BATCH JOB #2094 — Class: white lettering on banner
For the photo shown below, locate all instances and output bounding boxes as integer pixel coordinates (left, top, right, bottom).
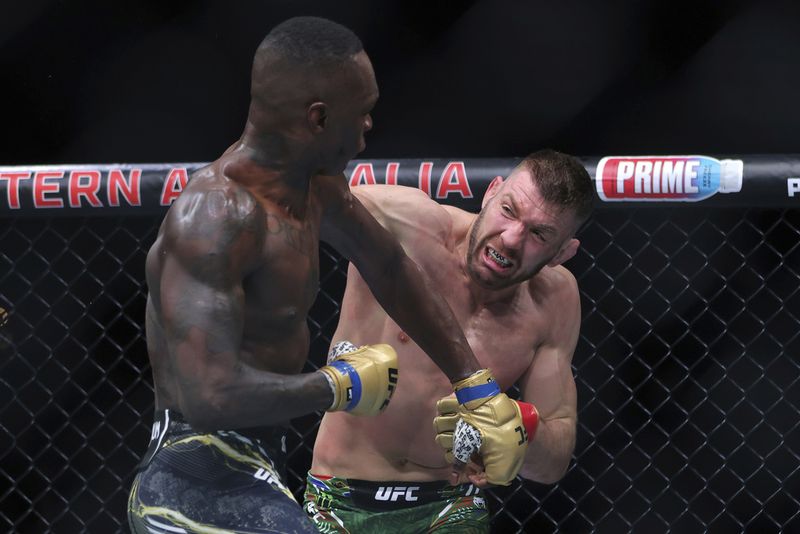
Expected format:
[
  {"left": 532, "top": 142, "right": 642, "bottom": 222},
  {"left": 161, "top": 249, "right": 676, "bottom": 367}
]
[
  {"left": 374, "top": 486, "right": 420, "bottom": 502},
  {"left": 634, "top": 160, "right": 653, "bottom": 193},
  {"left": 661, "top": 160, "right": 684, "bottom": 194},
  {"left": 684, "top": 161, "right": 700, "bottom": 193},
  {"left": 788, "top": 178, "right": 800, "bottom": 197},
  {"left": 616, "top": 161, "right": 634, "bottom": 193},
  {"left": 617, "top": 160, "right": 702, "bottom": 195}
]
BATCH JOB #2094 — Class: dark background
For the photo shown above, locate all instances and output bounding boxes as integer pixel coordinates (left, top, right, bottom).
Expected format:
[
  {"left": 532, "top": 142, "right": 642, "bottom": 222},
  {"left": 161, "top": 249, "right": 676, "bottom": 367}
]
[
  {"left": 2, "top": 2, "right": 800, "bottom": 533},
  {"left": 2, "top": 0, "right": 799, "bottom": 165}
]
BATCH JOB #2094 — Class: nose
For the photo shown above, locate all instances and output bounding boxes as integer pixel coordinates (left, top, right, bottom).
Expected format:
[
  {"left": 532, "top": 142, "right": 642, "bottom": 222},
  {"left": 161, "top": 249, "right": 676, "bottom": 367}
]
[
  {"left": 500, "top": 222, "right": 526, "bottom": 252},
  {"left": 363, "top": 114, "right": 373, "bottom": 132}
]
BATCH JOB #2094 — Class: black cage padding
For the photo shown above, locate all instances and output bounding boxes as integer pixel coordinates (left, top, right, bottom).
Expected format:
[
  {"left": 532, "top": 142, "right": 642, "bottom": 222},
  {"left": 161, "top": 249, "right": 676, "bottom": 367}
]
[{"left": 1, "top": 158, "right": 798, "bottom": 533}]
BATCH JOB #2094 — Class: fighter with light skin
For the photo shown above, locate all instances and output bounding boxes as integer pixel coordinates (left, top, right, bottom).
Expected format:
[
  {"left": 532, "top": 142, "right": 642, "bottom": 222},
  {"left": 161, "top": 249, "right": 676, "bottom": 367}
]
[
  {"left": 127, "top": 17, "right": 528, "bottom": 534},
  {"left": 306, "top": 150, "right": 593, "bottom": 533}
]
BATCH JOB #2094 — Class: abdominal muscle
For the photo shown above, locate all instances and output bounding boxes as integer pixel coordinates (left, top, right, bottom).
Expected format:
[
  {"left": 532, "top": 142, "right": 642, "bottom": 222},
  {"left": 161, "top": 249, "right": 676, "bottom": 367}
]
[{"left": 311, "top": 336, "right": 456, "bottom": 482}]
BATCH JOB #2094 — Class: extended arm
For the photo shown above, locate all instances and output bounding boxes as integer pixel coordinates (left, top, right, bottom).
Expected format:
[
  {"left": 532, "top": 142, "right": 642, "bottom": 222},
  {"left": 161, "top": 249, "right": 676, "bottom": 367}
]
[{"left": 320, "top": 179, "right": 480, "bottom": 381}]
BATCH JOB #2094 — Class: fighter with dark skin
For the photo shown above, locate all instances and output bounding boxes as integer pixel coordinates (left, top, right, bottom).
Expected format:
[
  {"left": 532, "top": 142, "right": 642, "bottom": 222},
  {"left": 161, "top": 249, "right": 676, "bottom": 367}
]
[
  {"left": 145, "top": 32, "right": 477, "bottom": 431},
  {"left": 128, "top": 17, "right": 526, "bottom": 534}
]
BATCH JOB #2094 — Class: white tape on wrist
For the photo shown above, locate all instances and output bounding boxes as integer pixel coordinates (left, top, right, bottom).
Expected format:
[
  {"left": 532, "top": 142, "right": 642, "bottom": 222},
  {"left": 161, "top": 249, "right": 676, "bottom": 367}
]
[
  {"left": 328, "top": 340, "right": 358, "bottom": 363},
  {"left": 320, "top": 370, "right": 338, "bottom": 410},
  {"left": 453, "top": 418, "right": 482, "bottom": 463}
]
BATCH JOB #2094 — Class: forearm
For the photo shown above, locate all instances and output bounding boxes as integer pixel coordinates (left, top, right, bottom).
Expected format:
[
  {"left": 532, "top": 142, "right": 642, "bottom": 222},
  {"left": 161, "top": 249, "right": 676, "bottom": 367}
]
[
  {"left": 180, "top": 366, "right": 333, "bottom": 431},
  {"left": 519, "top": 416, "right": 576, "bottom": 484},
  {"left": 368, "top": 250, "right": 480, "bottom": 381}
]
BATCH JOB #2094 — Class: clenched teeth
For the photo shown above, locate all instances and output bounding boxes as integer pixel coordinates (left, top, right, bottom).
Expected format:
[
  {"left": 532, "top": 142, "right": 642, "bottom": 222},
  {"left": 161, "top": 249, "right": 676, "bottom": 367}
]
[{"left": 488, "top": 247, "right": 511, "bottom": 267}]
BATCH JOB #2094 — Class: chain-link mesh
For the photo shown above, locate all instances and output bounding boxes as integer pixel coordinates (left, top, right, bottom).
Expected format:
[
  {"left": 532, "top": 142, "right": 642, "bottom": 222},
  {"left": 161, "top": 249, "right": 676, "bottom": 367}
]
[{"left": 1, "top": 207, "right": 798, "bottom": 533}]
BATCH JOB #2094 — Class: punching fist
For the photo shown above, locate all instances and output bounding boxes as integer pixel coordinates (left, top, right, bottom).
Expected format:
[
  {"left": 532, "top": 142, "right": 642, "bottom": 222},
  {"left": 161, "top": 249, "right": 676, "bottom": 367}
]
[
  {"left": 318, "top": 341, "right": 399, "bottom": 416},
  {"left": 433, "top": 369, "right": 539, "bottom": 486}
]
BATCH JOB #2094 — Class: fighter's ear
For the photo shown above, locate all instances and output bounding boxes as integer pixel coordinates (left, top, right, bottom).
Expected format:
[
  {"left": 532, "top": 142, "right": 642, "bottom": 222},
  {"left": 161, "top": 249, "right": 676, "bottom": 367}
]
[
  {"left": 308, "top": 102, "right": 328, "bottom": 132},
  {"left": 482, "top": 176, "right": 505, "bottom": 208},
  {"left": 548, "top": 238, "right": 579, "bottom": 267}
]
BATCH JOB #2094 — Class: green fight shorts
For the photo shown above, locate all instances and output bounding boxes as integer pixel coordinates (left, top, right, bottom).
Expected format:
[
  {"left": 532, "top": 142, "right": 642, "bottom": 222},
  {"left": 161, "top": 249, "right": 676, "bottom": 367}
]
[{"left": 302, "top": 473, "right": 489, "bottom": 534}]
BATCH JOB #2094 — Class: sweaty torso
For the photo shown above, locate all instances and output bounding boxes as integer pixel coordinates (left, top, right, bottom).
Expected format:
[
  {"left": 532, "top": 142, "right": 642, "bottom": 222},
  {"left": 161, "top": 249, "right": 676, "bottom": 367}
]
[
  {"left": 145, "top": 162, "right": 322, "bottom": 414},
  {"left": 312, "top": 185, "right": 549, "bottom": 482}
]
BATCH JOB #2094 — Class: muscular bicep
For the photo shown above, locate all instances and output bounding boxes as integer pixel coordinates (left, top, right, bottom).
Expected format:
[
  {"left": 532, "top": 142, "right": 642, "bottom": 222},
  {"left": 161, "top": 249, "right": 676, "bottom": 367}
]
[
  {"left": 520, "top": 275, "right": 581, "bottom": 422},
  {"left": 520, "top": 341, "right": 578, "bottom": 423}
]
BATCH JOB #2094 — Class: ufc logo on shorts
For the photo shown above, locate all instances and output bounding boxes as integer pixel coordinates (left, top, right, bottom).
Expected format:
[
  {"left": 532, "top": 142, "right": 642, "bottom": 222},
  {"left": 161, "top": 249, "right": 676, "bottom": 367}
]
[
  {"left": 374, "top": 486, "right": 420, "bottom": 502},
  {"left": 254, "top": 468, "right": 278, "bottom": 485}
]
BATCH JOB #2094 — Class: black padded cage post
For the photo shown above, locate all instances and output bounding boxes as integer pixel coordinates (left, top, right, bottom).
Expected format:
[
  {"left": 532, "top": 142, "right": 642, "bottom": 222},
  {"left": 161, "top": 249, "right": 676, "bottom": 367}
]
[{"left": 1, "top": 156, "right": 798, "bottom": 533}]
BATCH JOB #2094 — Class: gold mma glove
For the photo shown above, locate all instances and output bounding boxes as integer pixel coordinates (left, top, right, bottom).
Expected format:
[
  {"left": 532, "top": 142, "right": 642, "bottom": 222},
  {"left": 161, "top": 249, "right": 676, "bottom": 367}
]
[
  {"left": 318, "top": 341, "right": 399, "bottom": 416},
  {"left": 433, "top": 369, "right": 539, "bottom": 486}
]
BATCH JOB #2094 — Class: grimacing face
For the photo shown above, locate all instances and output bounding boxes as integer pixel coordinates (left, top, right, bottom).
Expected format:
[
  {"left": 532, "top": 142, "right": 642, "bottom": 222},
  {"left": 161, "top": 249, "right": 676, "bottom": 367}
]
[
  {"left": 466, "top": 168, "right": 580, "bottom": 289},
  {"left": 320, "top": 51, "right": 378, "bottom": 175}
]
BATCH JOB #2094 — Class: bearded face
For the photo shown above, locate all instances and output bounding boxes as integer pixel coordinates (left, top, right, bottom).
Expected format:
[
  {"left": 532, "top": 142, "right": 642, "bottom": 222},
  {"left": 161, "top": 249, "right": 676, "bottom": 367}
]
[{"left": 465, "top": 171, "right": 579, "bottom": 290}]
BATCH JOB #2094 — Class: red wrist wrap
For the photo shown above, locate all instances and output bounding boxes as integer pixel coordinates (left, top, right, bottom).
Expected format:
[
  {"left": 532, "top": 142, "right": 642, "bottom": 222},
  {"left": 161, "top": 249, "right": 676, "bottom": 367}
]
[{"left": 515, "top": 400, "right": 540, "bottom": 442}]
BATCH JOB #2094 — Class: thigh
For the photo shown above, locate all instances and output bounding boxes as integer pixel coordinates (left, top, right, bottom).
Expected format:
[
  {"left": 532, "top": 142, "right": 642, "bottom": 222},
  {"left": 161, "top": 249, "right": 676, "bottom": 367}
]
[
  {"left": 129, "top": 435, "right": 317, "bottom": 534},
  {"left": 427, "top": 494, "right": 490, "bottom": 533},
  {"left": 303, "top": 480, "right": 357, "bottom": 533}
]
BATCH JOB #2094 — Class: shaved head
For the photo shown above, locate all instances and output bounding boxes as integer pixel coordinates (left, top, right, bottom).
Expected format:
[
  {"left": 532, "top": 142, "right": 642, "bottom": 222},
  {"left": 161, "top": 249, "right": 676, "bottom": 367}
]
[
  {"left": 241, "top": 17, "right": 377, "bottom": 175},
  {"left": 248, "top": 18, "right": 367, "bottom": 132},
  {"left": 256, "top": 16, "right": 363, "bottom": 67}
]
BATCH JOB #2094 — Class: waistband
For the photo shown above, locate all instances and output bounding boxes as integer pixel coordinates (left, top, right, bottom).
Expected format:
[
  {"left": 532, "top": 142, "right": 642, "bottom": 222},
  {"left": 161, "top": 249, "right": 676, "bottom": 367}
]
[
  {"left": 307, "top": 473, "right": 481, "bottom": 511},
  {"left": 137, "top": 409, "right": 288, "bottom": 472}
]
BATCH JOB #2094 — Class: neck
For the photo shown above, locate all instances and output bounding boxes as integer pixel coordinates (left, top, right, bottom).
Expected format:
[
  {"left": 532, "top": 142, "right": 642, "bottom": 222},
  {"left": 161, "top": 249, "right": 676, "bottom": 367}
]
[
  {"left": 240, "top": 118, "right": 320, "bottom": 175},
  {"left": 221, "top": 122, "right": 318, "bottom": 217}
]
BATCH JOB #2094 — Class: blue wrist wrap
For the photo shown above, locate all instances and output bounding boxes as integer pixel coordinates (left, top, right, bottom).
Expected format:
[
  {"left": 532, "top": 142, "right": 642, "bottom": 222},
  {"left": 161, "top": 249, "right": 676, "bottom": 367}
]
[
  {"left": 329, "top": 360, "right": 363, "bottom": 410},
  {"left": 455, "top": 381, "right": 500, "bottom": 405}
]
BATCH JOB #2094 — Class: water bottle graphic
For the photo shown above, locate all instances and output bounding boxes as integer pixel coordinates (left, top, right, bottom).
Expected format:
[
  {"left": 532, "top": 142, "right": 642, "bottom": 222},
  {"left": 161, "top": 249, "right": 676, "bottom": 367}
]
[{"left": 596, "top": 155, "right": 743, "bottom": 202}]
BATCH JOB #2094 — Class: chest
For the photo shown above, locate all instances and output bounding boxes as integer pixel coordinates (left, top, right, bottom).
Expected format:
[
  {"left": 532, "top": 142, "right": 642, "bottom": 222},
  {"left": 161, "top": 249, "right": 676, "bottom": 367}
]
[
  {"left": 405, "top": 246, "right": 541, "bottom": 389},
  {"left": 243, "top": 205, "right": 322, "bottom": 325},
  {"left": 463, "top": 308, "right": 540, "bottom": 389}
]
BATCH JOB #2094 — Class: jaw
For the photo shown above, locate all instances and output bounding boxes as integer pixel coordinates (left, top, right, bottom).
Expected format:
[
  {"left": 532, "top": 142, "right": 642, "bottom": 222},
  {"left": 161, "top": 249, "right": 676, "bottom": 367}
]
[
  {"left": 484, "top": 245, "right": 514, "bottom": 273},
  {"left": 466, "top": 248, "right": 515, "bottom": 290}
]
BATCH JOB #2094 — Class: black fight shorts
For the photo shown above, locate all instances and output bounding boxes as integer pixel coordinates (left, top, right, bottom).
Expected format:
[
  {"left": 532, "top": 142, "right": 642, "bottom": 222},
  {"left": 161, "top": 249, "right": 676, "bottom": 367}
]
[{"left": 127, "top": 409, "right": 318, "bottom": 534}]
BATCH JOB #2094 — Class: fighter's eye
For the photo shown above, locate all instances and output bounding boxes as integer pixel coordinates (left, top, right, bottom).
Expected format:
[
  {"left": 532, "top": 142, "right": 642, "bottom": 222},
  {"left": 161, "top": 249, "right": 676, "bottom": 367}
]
[{"left": 530, "top": 228, "right": 547, "bottom": 242}]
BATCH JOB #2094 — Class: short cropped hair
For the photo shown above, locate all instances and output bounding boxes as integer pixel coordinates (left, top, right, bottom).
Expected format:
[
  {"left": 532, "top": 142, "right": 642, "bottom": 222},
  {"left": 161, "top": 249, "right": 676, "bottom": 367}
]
[
  {"left": 258, "top": 16, "right": 363, "bottom": 66},
  {"left": 518, "top": 149, "right": 594, "bottom": 225}
]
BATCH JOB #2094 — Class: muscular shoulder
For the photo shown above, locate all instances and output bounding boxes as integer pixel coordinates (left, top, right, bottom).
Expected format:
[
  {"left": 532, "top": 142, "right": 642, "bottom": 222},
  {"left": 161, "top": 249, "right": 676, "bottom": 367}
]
[
  {"left": 352, "top": 184, "right": 453, "bottom": 241},
  {"left": 529, "top": 266, "right": 581, "bottom": 336},
  {"left": 164, "top": 177, "right": 265, "bottom": 276},
  {"left": 530, "top": 265, "right": 579, "bottom": 306}
]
